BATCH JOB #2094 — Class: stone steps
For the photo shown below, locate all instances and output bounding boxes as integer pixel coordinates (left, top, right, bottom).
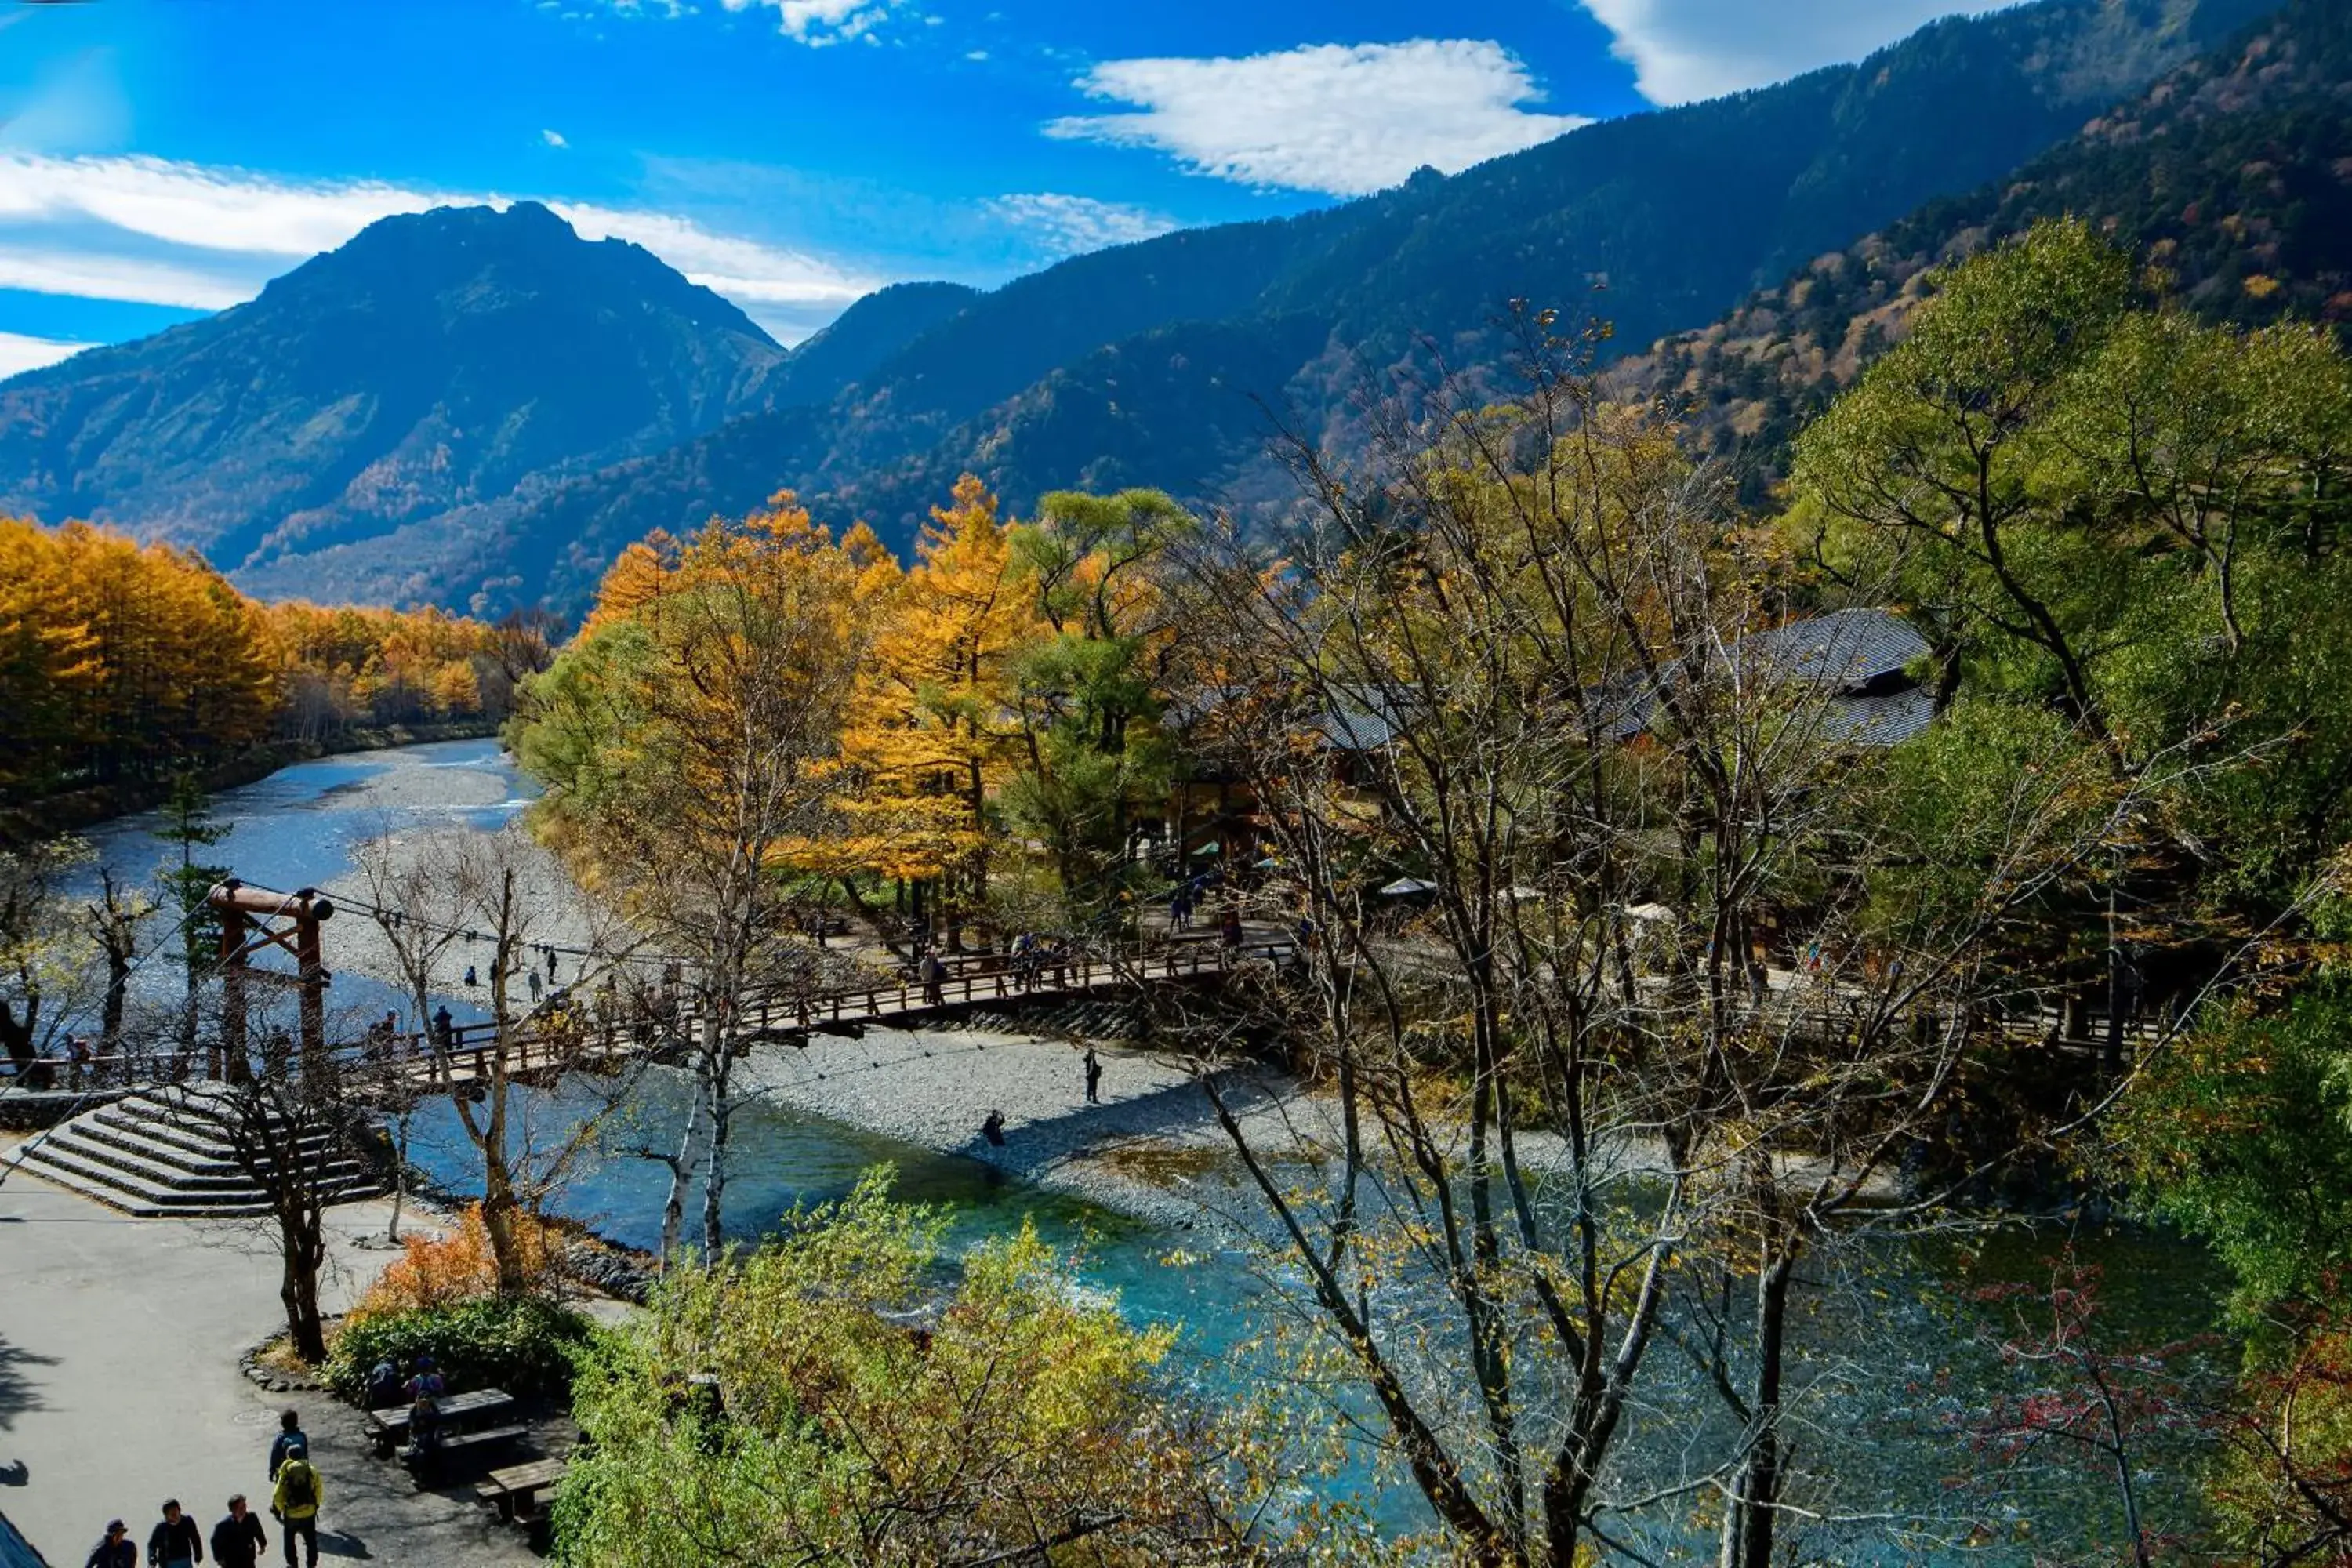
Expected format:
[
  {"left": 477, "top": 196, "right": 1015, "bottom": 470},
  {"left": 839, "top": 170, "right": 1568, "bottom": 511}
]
[{"left": 6, "top": 1087, "right": 384, "bottom": 1219}]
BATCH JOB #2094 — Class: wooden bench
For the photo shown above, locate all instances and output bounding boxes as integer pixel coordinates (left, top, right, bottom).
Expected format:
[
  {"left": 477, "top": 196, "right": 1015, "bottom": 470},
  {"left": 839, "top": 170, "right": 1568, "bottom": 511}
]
[
  {"left": 476, "top": 1456, "right": 569, "bottom": 1523},
  {"left": 365, "top": 1388, "right": 517, "bottom": 1457},
  {"left": 403, "top": 1422, "right": 530, "bottom": 1476}
]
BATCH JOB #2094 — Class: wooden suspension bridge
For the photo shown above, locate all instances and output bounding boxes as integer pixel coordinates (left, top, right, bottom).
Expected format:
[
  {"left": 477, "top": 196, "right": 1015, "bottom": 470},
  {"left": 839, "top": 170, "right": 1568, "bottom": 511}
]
[{"left": 396, "top": 934, "right": 1301, "bottom": 1091}]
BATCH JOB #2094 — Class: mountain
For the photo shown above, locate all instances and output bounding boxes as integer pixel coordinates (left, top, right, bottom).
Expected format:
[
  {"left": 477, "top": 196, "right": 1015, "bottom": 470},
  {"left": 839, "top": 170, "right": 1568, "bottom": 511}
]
[
  {"left": 1614, "top": 0, "right": 2352, "bottom": 500},
  {"left": 437, "top": 0, "right": 2279, "bottom": 613},
  {"left": 0, "top": 201, "right": 793, "bottom": 583},
  {"left": 760, "top": 281, "right": 981, "bottom": 411},
  {"left": 0, "top": 0, "right": 2283, "bottom": 612}
]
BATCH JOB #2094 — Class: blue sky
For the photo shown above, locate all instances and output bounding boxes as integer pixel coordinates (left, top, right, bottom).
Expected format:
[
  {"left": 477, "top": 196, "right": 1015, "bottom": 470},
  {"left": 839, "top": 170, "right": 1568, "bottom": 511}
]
[{"left": 0, "top": 0, "right": 1984, "bottom": 373}]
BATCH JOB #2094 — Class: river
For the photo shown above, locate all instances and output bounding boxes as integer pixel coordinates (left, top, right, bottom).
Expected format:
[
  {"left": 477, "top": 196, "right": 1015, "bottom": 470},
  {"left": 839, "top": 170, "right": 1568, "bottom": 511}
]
[{"left": 50, "top": 739, "right": 2234, "bottom": 1562}]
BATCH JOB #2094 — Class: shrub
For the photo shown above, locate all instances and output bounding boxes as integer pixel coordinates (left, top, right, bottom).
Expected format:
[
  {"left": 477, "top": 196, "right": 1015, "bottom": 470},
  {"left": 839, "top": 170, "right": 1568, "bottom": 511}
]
[
  {"left": 325, "top": 1294, "right": 597, "bottom": 1403},
  {"left": 350, "top": 1204, "right": 560, "bottom": 1320}
]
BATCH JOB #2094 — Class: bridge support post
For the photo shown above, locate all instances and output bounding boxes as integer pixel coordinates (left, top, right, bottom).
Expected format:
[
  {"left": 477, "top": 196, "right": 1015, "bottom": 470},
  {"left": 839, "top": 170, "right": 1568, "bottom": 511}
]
[
  {"left": 205, "top": 880, "right": 336, "bottom": 1084},
  {"left": 216, "top": 896, "right": 250, "bottom": 1082}
]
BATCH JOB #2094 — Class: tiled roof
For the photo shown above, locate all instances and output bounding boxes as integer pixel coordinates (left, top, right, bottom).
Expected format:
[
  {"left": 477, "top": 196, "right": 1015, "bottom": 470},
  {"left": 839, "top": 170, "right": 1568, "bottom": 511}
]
[
  {"left": 1746, "top": 608, "right": 1930, "bottom": 692},
  {"left": 1822, "top": 685, "right": 1936, "bottom": 746}
]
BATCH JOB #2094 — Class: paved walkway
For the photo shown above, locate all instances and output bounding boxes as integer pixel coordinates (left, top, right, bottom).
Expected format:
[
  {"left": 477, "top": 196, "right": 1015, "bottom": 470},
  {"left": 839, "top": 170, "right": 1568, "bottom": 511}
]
[{"left": 0, "top": 1164, "right": 537, "bottom": 1567}]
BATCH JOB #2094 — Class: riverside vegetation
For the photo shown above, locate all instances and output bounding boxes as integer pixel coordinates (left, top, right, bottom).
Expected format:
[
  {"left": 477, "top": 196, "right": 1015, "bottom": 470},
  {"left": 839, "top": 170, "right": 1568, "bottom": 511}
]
[
  {"left": 0, "top": 517, "right": 554, "bottom": 811},
  {"left": 6, "top": 219, "right": 2352, "bottom": 1563}
]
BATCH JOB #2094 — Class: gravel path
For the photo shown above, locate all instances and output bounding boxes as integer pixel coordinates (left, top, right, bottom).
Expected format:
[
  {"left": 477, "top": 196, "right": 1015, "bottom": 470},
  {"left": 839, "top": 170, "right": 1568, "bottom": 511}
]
[{"left": 0, "top": 1184, "right": 539, "bottom": 1568}]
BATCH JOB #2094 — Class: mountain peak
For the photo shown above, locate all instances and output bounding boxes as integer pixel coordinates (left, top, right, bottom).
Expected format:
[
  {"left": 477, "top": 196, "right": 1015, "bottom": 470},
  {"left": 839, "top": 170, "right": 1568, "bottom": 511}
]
[{"left": 0, "top": 192, "right": 793, "bottom": 578}]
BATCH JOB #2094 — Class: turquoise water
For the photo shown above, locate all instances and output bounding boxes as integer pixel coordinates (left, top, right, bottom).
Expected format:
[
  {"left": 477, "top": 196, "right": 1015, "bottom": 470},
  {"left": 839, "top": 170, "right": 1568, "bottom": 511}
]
[
  {"left": 56, "top": 741, "right": 2234, "bottom": 1560},
  {"left": 57, "top": 738, "right": 529, "bottom": 1033}
]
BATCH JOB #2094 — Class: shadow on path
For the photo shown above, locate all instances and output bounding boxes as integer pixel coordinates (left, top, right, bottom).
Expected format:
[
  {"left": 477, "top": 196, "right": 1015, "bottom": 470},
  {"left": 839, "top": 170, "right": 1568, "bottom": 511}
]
[{"left": 0, "top": 1333, "right": 56, "bottom": 1432}]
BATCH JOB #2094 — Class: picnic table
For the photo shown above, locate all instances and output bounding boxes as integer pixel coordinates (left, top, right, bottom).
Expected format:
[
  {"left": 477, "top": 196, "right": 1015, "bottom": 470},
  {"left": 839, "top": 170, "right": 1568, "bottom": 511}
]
[
  {"left": 476, "top": 1456, "right": 569, "bottom": 1523},
  {"left": 365, "top": 1388, "right": 517, "bottom": 1457}
]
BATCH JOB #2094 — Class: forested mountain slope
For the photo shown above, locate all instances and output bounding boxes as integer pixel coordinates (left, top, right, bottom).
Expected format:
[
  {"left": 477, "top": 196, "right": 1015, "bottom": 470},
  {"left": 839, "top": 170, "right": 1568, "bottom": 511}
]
[
  {"left": 444, "top": 0, "right": 2274, "bottom": 613},
  {"left": 1617, "top": 0, "right": 2351, "bottom": 499},
  {"left": 6, "top": 0, "right": 2279, "bottom": 612},
  {"left": 0, "top": 203, "right": 795, "bottom": 579}
]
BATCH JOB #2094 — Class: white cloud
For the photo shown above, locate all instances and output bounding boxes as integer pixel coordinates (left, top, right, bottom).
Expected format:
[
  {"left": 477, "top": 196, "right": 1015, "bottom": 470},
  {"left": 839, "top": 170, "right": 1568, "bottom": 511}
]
[
  {"left": 1046, "top": 39, "right": 1587, "bottom": 197},
  {"left": 0, "top": 153, "right": 441, "bottom": 256},
  {"left": 1579, "top": 0, "right": 1981, "bottom": 106},
  {"left": 0, "top": 152, "right": 878, "bottom": 333},
  {"left": 553, "top": 201, "right": 874, "bottom": 304},
  {"left": 720, "top": 0, "right": 903, "bottom": 45},
  {"left": 542, "top": 129, "right": 569, "bottom": 148},
  {"left": 983, "top": 193, "right": 1175, "bottom": 259},
  {"left": 0, "top": 244, "right": 254, "bottom": 310},
  {"left": 0, "top": 329, "right": 97, "bottom": 379}
]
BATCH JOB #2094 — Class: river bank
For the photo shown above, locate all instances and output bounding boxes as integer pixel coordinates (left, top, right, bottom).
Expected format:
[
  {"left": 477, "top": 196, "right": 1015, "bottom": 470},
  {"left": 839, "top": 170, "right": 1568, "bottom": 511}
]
[
  {"left": 739, "top": 1025, "right": 1287, "bottom": 1232},
  {"left": 0, "top": 718, "right": 503, "bottom": 846}
]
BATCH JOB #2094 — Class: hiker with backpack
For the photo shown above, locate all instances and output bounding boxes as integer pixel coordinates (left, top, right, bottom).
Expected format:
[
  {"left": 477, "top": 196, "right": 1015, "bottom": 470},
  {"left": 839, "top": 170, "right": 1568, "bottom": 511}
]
[
  {"left": 266, "top": 1410, "right": 306, "bottom": 1483},
  {"left": 269, "top": 1445, "right": 321, "bottom": 1568},
  {"left": 209, "top": 1498, "right": 266, "bottom": 1568}
]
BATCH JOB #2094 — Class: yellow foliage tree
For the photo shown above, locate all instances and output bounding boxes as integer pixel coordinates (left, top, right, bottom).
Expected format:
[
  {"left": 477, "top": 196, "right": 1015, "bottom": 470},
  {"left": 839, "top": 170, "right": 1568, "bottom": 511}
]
[{"left": 836, "top": 476, "right": 1041, "bottom": 910}]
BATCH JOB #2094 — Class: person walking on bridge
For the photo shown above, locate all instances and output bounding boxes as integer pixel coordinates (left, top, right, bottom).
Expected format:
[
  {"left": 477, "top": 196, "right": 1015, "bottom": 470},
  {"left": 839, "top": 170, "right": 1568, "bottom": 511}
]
[{"left": 920, "top": 950, "right": 946, "bottom": 1007}]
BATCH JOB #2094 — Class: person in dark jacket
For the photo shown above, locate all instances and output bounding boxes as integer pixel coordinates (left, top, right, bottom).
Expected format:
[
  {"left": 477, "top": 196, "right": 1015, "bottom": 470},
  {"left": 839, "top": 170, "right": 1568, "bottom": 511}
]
[
  {"left": 209, "top": 1498, "right": 267, "bottom": 1568},
  {"left": 147, "top": 1501, "right": 201, "bottom": 1568},
  {"left": 85, "top": 1520, "right": 135, "bottom": 1568},
  {"left": 267, "top": 1410, "right": 307, "bottom": 1481}
]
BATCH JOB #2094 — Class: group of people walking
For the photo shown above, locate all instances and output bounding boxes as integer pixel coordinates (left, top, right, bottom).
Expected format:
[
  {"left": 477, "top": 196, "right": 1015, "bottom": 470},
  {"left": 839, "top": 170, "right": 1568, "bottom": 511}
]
[{"left": 88, "top": 1412, "right": 321, "bottom": 1568}]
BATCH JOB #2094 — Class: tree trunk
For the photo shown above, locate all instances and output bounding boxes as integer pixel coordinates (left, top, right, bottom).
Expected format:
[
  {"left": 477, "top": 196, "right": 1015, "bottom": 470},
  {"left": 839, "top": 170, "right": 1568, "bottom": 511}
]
[
  {"left": 481, "top": 1163, "right": 526, "bottom": 1294},
  {"left": 700, "top": 1067, "right": 734, "bottom": 1257},
  {"left": 386, "top": 1103, "right": 412, "bottom": 1244},
  {"left": 280, "top": 1207, "right": 328, "bottom": 1363},
  {"left": 0, "top": 1000, "right": 31, "bottom": 1079},
  {"left": 659, "top": 1073, "right": 705, "bottom": 1263},
  {"left": 1722, "top": 1250, "right": 1797, "bottom": 1568}
]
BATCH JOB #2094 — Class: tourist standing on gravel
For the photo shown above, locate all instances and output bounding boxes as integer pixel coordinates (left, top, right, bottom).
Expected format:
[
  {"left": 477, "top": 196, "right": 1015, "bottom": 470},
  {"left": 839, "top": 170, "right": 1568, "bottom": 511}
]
[
  {"left": 146, "top": 1501, "right": 201, "bottom": 1568},
  {"left": 85, "top": 1520, "right": 136, "bottom": 1568},
  {"left": 270, "top": 1444, "right": 321, "bottom": 1568},
  {"left": 209, "top": 1498, "right": 266, "bottom": 1568},
  {"left": 1083, "top": 1047, "right": 1102, "bottom": 1105},
  {"left": 267, "top": 1410, "right": 306, "bottom": 1482}
]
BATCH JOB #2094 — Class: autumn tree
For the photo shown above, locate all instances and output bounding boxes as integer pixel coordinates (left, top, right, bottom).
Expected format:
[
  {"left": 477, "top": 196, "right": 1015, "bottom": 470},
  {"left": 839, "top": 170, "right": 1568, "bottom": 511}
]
[
  {"left": 0, "top": 838, "right": 99, "bottom": 1085},
  {"left": 838, "top": 475, "right": 1040, "bottom": 938},
  {"left": 0, "top": 517, "right": 511, "bottom": 805},
  {"left": 517, "top": 496, "right": 874, "bottom": 1256},
  {"left": 556, "top": 1171, "right": 1276, "bottom": 1566},
  {"left": 1170, "top": 318, "right": 2132, "bottom": 1565}
]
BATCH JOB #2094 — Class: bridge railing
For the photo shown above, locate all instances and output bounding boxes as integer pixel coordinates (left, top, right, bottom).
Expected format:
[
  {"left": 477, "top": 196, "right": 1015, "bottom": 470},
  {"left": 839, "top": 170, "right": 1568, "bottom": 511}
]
[{"left": 0, "top": 932, "right": 1301, "bottom": 1096}]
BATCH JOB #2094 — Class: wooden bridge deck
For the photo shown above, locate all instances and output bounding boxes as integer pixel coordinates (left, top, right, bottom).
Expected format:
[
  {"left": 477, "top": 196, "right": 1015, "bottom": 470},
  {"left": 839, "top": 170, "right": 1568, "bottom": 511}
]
[{"left": 382, "top": 936, "right": 1298, "bottom": 1091}]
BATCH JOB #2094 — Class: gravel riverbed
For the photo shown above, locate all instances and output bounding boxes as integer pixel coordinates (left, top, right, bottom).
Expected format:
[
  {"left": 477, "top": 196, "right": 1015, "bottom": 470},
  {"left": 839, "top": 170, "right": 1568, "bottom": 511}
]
[{"left": 739, "top": 1025, "right": 1305, "bottom": 1230}]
